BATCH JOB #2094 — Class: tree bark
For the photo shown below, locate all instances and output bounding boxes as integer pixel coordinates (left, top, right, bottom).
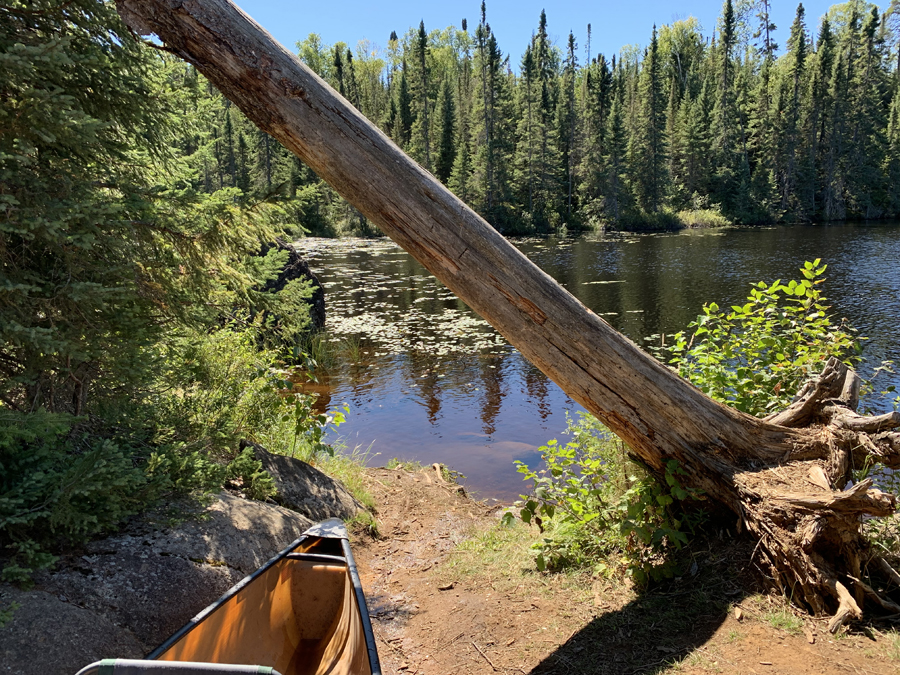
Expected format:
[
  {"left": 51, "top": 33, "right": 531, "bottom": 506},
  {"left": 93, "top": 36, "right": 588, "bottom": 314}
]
[{"left": 115, "top": 0, "right": 900, "bottom": 627}]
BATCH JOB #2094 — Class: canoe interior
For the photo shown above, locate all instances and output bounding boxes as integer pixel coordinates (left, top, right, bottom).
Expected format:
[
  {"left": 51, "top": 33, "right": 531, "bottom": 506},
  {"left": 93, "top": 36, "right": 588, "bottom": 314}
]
[{"left": 153, "top": 536, "right": 372, "bottom": 675}]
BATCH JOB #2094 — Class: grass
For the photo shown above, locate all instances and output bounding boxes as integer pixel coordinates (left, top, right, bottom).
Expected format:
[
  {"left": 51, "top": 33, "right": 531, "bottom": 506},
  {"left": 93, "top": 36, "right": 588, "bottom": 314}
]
[
  {"left": 445, "top": 519, "right": 595, "bottom": 596},
  {"left": 385, "top": 457, "right": 425, "bottom": 472},
  {"left": 885, "top": 629, "right": 900, "bottom": 662},
  {"left": 316, "top": 442, "right": 377, "bottom": 511},
  {"left": 295, "top": 330, "right": 367, "bottom": 369},
  {"left": 674, "top": 208, "right": 731, "bottom": 229},
  {"left": 724, "top": 629, "right": 744, "bottom": 643},
  {"left": 668, "top": 647, "right": 723, "bottom": 673},
  {"left": 761, "top": 606, "right": 804, "bottom": 635}
]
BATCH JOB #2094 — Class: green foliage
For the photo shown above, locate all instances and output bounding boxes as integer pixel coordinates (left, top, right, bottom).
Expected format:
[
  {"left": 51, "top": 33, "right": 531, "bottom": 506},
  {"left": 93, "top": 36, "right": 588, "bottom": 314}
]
[
  {"left": 511, "top": 413, "right": 703, "bottom": 585},
  {"left": 650, "top": 260, "right": 860, "bottom": 416},
  {"left": 0, "top": 599, "right": 19, "bottom": 627},
  {"left": 0, "top": 0, "right": 314, "bottom": 415},
  {"left": 0, "top": 410, "right": 149, "bottom": 582},
  {"left": 225, "top": 448, "right": 277, "bottom": 501}
]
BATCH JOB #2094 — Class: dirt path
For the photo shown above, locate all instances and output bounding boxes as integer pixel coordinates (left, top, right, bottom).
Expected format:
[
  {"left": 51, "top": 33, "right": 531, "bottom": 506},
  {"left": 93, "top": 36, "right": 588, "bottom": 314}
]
[{"left": 352, "top": 466, "right": 900, "bottom": 675}]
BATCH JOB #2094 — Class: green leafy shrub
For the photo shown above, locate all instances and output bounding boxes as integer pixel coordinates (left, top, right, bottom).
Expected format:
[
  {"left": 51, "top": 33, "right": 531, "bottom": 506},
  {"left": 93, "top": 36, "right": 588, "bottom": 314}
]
[
  {"left": 649, "top": 260, "right": 861, "bottom": 416},
  {"left": 511, "top": 413, "right": 703, "bottom": 584},
  {"left": 0, "top": 410, "right": 149, "bottom": 582}
]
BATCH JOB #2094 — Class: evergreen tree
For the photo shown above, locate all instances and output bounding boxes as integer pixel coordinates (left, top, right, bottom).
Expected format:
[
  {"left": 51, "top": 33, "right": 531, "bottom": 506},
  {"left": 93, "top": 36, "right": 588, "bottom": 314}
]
[
  {"left": 710, "top": 0, "right": 743, "bottom": 210},
  {"left": 604, "top": 76, "right": 632, "bottom": 222},
  {"left": 332, "top": 46, "right": 346, "bottom": 96},
  {"left": 845, "top": 8, "right": 888, "bottom": 218},
  {"left": 345, "top": 49, "right": 361, "bottom": 109},
  {"left": 775, "top": 3, "right": 809, "bottom": 218},
  {"left": 577, "top": 53, "right": 613, "bottom": 217},
  {"left": 0, "top": 0, "right": 308, "bottom": 412},
  {"left": 801, "top": 18, "right": 835, "bottom": 216},
  {"left": 630, "top": 26, "right": 668, "bottom": 213},
  {"left": 514, "top": 44, "right": 539, "bottom": 220},
  {"left": 435, "top": 77, "right": 457, "bottom": 183},
  {"left": 410, "top": 21, "right": 432, "bottom": 170},
  {"left": 558, "top": 32, "right": 579, "bottom": 219},
  {"left": 395, "top": 62, "right": 414, "bottom": 148}
]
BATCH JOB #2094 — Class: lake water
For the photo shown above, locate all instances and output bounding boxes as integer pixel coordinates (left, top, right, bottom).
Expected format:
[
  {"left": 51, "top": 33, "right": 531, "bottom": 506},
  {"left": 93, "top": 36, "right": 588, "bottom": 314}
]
[{"left": 295, "top": 223, "right": 900, "bottom": 501}]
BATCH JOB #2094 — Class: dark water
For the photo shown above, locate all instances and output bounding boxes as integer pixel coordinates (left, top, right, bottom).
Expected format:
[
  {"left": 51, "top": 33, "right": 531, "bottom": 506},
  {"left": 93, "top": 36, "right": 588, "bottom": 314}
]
[{"left": 295, "top": 223, "right": 900, "bottom": 501}]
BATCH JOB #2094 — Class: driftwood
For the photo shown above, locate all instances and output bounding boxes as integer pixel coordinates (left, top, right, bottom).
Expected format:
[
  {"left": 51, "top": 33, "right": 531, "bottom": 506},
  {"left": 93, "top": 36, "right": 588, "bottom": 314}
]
[{"left": 115, "top": 0, "right": 900, "bottom": 629}]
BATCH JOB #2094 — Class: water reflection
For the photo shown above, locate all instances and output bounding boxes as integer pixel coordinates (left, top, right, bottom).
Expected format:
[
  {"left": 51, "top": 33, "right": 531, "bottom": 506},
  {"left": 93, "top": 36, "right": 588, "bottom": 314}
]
[{"left": 296, "top": 223, "right": 900, "bottom": 501}]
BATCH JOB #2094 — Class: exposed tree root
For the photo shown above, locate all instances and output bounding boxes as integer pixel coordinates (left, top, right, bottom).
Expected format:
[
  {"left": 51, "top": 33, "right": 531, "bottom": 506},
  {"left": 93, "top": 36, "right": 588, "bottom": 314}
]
[{"left": 735, "top": 358, "right": 900, "bottom": 630}]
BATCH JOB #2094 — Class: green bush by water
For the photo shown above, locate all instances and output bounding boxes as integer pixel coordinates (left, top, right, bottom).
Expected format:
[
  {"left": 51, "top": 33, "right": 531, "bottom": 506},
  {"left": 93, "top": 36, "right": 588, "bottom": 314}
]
[
  {"left": 510, "top": 413, "right": 704, "bottom": 585},
  {"left": 648, "top": 259, "right": 861, "bottom": 416}
]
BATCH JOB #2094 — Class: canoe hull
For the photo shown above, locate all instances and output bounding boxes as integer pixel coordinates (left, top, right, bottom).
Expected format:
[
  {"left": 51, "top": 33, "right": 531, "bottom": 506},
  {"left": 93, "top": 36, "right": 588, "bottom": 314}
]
[{"left": 148, "top": 520, "right": 380, "bottom": 675}]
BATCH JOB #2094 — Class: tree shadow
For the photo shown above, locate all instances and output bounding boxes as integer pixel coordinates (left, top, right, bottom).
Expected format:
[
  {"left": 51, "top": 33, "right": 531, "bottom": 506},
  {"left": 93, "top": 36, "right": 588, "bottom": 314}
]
[{"left": 528, "top": 535, "right": 754, "bottom": 674}]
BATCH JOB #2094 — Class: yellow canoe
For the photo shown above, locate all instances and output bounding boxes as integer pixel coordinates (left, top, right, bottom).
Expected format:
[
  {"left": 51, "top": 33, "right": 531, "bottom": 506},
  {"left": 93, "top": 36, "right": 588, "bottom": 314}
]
[{"left": 75, "top": 519, "right": 381, "bottom": 675}]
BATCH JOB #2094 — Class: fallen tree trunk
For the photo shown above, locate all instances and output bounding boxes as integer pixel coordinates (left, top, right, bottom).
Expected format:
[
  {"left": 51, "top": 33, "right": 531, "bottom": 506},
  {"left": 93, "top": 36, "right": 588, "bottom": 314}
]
[{"left": 115, "top": 0, "right": 900, "bottom": 628}]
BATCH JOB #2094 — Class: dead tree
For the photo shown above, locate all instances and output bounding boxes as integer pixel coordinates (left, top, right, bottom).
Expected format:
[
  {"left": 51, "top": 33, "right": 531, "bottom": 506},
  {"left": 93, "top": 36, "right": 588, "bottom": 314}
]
[{"left": 116, "top": 0, "right": 900, "bottom": 630}]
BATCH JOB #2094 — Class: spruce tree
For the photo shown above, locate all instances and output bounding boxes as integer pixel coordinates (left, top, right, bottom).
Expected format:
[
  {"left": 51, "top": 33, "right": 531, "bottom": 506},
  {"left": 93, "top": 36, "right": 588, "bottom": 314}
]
[
  {"left": 395, "top": 62, "right": 414, "bottom": 149},
  {"left": 630, "top": 26, "right": 668, "bottom": 214},
  {"left": 558, "top": 32, "right": 579, "bottom": 219},
  {"left": 577, "top": 53, "right": 613, "bottom": 217},
  {"left": 710, "top": 0, "right": 742, "bottom": 210},
  {"left": 845, "top": 8, "right": 888, "bottom": 218},
  {"left": 0, "top": 0, "right": 306, "bottom": 412},
  {"left": 775, "top": 4, "right": 809, "bottom": 218},
  {"left": 410, "top": 21, "right": 432, "bottom": 170},
  {"left": 434, "top": 77, "right": 457, "bottom": 184},
  {"left": 604, "top": 76, "right": 631, "bottom": 223}
]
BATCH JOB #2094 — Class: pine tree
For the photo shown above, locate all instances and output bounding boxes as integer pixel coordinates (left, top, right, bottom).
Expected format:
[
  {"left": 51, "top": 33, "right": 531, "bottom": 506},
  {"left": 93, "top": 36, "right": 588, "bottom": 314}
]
[
  {"left": 746, "top": 2, "right": 779, "bottom": 220},
  {"left": 344, "top": 49, "right": 361, "bottom": 109},
  {"left": 410, "top": 21, "right": 432, "bottom": 170},
  {"left": 774, "top": 4, "right": 809, "bottom": 218},
  {"left": 845, "top": 8, "right": 888, "bottom": 218},
  {"left": 710, "top": 0, "right": 742, "bottom": 210},
  {"left": 332, "top": 46, "right": 346, "bottom": 97},
  {"left": 395, "top": 62, "right": 414, "bottom": 148},
  {"left": 630, "top": 26, "right": 668, "bottom": 213},
  {"left": 435, "top": 77, "right": 457, "bottom": 183},
  {"left": 604, "top": 75, "right": 631, "bottom": 223},
  {"left": 885, "top": 84, "right": 900, "bottom": 214},
  {"left": 801, "top": 18, "right": 834, "bottom": 216},
  {"left": 0, "top": 0, "right": 306, "bottom": 411},
  {"left": 514, "top": 44, "right": 539, "bottom": 220},
  {"left": 470, "top": 2, "right": 514, "bottom": 221},
  {"left": 558, "top": 32, "right": 579, "bottom": 219},
  {"left": 577, "top": 53, "right": 613, "bottom": 216}
]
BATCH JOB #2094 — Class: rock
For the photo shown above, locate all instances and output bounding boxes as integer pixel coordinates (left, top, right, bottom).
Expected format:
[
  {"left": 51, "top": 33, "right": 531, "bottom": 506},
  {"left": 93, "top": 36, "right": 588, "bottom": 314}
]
[
  {"left": 3, "top": 493, "right": 313, "bottom": 674},
  {"left": 39, "top": 544, "right": 243, "bottom": 653},
  {"left": 243, "top": 441, "right": 363, "bottom": 521},
  {"left": 100, "top": 492, "right": 315, "bottom": 576},
  {"left": 262, "top": 239, "right": 325, "bottom": 330},
  {"left": 0, "top": 586, "right": 143, "bottom": 675}
]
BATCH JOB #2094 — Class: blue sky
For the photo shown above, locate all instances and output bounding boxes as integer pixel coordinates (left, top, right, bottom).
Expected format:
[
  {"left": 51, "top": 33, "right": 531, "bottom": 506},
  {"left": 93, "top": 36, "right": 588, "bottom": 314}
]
[{"left": 237, "top": 0, "right": 883, "bottom": 64}]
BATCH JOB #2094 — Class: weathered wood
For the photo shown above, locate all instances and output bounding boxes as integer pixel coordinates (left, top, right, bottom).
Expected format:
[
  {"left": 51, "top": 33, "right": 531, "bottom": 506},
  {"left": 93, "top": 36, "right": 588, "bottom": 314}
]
[{"left": 115, "top": 0, "right": 899, "bottom": 625}]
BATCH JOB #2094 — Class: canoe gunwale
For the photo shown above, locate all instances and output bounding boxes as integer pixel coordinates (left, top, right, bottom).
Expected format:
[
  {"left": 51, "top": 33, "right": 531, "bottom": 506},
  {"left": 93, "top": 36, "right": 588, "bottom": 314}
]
[{"left": 339, "top": 537, "right": 381, "bottom": 675}]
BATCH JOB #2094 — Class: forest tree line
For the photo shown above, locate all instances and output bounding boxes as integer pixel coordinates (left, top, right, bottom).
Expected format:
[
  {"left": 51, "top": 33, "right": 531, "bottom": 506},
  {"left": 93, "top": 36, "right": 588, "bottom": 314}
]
[{"left": 174, "top": 0, "right": 900, "bottom": 234}]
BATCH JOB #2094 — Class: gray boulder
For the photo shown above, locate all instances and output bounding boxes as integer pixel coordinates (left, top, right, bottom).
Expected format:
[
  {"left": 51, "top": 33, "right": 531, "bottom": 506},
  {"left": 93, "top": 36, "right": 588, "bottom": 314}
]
[
  {"left": 4, "top": 493, "right": 313, "bottom": 674},
  {"left": 243, "top": 441, "right": 363, "bottom": 522},
  {"left": 0, "top": 586, "right": 143, "bottom": 675}
]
